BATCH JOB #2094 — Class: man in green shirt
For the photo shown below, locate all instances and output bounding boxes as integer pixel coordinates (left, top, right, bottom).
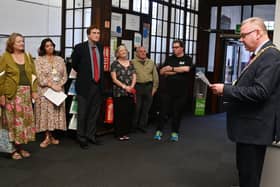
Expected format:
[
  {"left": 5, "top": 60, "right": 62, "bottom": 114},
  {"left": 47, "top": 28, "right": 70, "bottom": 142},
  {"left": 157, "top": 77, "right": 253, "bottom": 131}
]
[{"left": 131, "top": 46, "right": 159, "bottom": 133}]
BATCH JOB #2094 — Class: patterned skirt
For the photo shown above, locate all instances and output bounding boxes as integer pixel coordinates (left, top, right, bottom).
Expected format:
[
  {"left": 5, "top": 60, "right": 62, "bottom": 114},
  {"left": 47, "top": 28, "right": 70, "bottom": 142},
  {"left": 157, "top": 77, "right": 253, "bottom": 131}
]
[
  {"left": 35, "top": 95, "right": 67, "bottom": 132},
  {"left": 3, "top": 86, "right": 36, "bottom": 144}
]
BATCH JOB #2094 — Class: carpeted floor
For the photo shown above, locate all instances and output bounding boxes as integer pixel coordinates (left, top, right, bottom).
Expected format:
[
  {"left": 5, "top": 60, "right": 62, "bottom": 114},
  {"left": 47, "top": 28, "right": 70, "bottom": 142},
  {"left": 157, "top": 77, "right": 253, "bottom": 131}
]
[{"left": 0, "top": 113, "right": 238, "bottom": 187}]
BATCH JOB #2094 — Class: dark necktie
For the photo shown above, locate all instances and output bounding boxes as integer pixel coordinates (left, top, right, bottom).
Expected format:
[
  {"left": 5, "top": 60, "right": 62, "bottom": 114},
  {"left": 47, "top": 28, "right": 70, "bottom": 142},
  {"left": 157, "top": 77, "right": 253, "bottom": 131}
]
[
  {"left": 248, "top": 53, "right": 256, "bottom": 64},
  {"left": 92, "top": 47, "right": 99, "bottom": 82},
  {"left": 240, "top": 53, "right": 256, "bottom": 76}
]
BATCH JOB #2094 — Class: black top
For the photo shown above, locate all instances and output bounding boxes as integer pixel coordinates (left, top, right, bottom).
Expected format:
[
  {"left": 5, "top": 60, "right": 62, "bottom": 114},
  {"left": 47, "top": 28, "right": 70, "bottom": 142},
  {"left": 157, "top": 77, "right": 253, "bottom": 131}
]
[
  {"left": 163, "top": 54, "right": 193, "bottom": 96},
  {"left": 111, "top": 60, "right": 136, "bottom": 98}
]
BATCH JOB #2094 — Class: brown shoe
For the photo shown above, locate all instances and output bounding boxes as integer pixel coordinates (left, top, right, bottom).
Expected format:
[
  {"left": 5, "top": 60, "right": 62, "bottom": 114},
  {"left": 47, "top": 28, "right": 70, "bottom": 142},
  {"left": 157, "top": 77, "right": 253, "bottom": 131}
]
[
  {"left": 50, "top": 137, "right": 59, "bottom": 145},
  {"left": 11, "top": 151, "right": 23, "bottom": 160},
  {"left": 19, "top": 149, "right": 31, "bottom": 158},
  {"left": 40, "top": 138, "right": 50, "bottom": 148}
]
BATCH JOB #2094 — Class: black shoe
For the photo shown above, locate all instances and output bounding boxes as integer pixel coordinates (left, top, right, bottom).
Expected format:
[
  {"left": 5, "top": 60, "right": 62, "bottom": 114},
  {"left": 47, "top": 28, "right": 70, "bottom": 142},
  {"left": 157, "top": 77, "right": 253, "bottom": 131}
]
[
  {"left": 137, "top": 127, "right": 147, "bottom": 133},
  {"left": 79, "top": 141, "right": 89, "bottom": 149},
  {"left": 88, "top": 139, "right": 103, "bottom": 145}
]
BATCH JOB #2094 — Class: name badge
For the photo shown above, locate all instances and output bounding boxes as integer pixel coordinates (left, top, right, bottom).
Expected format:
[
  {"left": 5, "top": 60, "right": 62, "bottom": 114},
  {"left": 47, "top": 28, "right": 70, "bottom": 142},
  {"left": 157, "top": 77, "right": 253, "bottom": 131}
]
[{"left": 179, "top": 61, "right": 185, "bottom": 65}]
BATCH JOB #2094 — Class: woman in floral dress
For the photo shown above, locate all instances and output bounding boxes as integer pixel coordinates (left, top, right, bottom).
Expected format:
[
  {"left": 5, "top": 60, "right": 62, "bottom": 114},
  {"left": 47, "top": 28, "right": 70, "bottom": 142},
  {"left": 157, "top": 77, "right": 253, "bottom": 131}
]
[
  {"left": 0, "top": 33, "right": 38, "bottom": 160},
  {"left": 34, "top": 38, "right": 67, "bottom": 148}
]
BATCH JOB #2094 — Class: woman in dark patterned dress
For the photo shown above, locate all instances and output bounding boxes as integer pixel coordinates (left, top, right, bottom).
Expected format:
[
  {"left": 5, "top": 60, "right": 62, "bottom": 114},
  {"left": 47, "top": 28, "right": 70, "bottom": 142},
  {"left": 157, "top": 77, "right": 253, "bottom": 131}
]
[{"left": 110, "top": 45, "right": 136, "bottom": 141}]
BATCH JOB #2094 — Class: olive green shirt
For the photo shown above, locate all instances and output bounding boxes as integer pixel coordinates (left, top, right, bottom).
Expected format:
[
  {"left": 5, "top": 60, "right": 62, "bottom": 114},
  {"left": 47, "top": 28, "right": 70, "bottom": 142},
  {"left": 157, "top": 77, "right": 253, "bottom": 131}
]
[
  {"left": 132, "top": 57, "right": 159, "bottom": 90},
  {"left": 0, "top": 52, "right": 38, "bottom": 99}
]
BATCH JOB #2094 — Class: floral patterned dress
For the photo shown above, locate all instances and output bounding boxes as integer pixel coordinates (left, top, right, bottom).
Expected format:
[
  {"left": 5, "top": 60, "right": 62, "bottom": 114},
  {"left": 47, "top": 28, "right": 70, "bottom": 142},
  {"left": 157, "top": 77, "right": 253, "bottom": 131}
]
[
  {"left": 2, "top": 53, "right": 37, "bottom": 145},
  {"left": 34, "top": 56, "right": 67, "bottom": 132}
]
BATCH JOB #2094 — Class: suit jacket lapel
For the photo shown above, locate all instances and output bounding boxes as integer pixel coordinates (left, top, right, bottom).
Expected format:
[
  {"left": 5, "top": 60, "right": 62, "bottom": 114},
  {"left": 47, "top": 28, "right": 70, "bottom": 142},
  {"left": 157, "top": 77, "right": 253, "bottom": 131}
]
[
  {"left": 84, "top": 41, "right": 92, "bottom": 64},
  {"left": 234, "top": 41, "right": 273, "bottom": 85}
]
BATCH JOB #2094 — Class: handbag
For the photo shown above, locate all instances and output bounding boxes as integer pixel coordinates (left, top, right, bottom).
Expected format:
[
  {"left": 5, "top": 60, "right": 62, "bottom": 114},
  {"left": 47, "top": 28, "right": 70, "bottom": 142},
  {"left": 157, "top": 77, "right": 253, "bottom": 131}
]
[
  {"left": 0, "top": 108, "right": 15, "bottom": 153},
  {"left": 0, "top": 129, "right": 14, "bottom": 153}
]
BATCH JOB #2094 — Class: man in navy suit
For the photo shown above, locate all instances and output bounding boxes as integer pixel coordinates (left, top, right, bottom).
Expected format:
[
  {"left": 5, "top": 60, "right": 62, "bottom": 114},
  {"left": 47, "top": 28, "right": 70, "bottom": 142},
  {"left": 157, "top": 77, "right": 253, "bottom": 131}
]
[
  {"left": 71, "top": 25, "right": 104, "bottom": 149},
  {"left": 211, "top": 17, "right": 280, "bottom": 187}
]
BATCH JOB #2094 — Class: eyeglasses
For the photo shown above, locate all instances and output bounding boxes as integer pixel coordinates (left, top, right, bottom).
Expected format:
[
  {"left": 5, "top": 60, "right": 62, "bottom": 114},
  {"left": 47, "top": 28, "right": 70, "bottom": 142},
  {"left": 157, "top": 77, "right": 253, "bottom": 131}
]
[
  {"left": 240, "top": 30, "right": 257, "bottom": 38},
  {"left": 172, "top": 46, "right": 181, "bottom": 49}
]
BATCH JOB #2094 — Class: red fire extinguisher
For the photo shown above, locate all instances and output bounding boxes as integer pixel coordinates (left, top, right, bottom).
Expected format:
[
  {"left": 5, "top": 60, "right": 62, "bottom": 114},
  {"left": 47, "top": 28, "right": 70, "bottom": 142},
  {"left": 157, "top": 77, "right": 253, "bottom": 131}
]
[{"left": 104, "top": 97, "right": 114, "bottom": 124}]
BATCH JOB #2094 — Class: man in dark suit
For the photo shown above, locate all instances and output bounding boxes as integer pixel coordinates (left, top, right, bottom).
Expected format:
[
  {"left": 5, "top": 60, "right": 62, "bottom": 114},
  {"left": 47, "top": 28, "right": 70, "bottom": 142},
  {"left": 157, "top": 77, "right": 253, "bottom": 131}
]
[
  {"left": 71, "top": 25, "right": 104, "bottom": 149},
  {"left": 210, "top": 17, "right": 280, "bottom": 187}
]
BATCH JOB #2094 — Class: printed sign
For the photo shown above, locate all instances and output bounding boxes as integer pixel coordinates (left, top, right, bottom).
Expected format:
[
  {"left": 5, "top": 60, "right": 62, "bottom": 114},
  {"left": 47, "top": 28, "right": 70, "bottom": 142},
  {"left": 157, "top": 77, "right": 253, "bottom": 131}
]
[{"left": 103, "top": 46, "right": 110, "bottom": 71}]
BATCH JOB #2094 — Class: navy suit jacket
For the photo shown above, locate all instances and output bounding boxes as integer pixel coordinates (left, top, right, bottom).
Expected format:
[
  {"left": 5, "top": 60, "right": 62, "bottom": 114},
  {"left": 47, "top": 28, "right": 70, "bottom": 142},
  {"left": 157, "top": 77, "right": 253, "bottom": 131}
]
[
  {"left": 223, "top": 41, "right": 280, "bottom": 145},
  {"left": 71, "top": 41, "right": 104, "bottom": 98}
]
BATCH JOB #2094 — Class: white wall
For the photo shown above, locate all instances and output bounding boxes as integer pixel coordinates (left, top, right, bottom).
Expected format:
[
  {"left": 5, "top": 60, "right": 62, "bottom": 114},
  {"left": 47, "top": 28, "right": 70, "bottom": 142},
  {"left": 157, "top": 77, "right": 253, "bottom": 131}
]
[{"left": 0, "top": 0, "right": 62, "bottom": 56}]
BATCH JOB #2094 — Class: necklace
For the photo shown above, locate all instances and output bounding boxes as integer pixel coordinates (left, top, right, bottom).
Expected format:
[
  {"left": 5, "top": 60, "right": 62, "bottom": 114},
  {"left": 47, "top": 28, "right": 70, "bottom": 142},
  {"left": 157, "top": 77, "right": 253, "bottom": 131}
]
[
  {"left": 249, "top": 45, "right": 278, "bottom": 65},
  {"left": 118, "top": 59, "right": 129, "bottom": 67},
  {"left": 46, "top": 56, "right": 60, "bottom": 82},
  {"left": 233, "top": 45, "right": 279, "bottom": 85}
]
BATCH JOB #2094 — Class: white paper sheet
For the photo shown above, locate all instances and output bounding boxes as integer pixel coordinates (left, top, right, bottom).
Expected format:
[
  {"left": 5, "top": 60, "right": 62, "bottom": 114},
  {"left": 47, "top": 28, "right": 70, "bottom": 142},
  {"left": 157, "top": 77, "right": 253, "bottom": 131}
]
[
  {"left": 43, "top": 88, "right": 67, "bottom": 106},
  {"left": 196, "top": 71, "right": 211, "bottom": 86}
]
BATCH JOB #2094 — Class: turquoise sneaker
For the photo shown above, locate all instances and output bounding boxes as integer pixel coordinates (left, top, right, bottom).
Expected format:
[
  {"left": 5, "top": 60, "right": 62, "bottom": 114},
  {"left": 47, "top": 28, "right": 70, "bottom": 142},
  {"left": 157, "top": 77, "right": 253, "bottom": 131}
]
[
  {"left": 153, "top": 130, "right": 162, "bottom": 140},
  {"left": 170, "top": 132, "right": 179, "bottom": 142}
]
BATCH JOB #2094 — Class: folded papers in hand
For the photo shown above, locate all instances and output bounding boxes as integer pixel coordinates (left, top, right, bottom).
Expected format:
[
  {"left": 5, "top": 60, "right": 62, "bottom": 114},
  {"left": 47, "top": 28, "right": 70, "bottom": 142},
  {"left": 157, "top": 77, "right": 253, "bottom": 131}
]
[{"left": 44, "top": 88, "right": 67, "bottom": 106}]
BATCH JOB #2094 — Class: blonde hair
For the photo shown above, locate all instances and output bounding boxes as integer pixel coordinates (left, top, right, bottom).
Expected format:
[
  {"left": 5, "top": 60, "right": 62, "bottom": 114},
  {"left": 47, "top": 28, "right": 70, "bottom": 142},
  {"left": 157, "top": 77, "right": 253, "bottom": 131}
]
[
  {"left": 6, "top": 32, "right": 24, "bottom": 53},
  {"left": 241, "top": 17, "right": 267, "bottom": 34},
  {"left": 115, "top": 44, "right": 128, "bottom": 59}
]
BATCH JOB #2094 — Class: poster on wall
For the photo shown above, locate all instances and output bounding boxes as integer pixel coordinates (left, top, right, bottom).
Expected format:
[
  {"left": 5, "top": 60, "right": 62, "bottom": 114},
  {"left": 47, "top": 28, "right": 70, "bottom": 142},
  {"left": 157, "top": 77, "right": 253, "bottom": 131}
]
[
  {"left": 110, "top": 37, "right": 118, "bottom": 64},
  {"left": 121, "top": 40, "right": 133, "bottom": 60},
  {"left": 125, "top": 14, "right": 140, "bottom": 31},
  {"left": 143, "top": 23, "right": 150, "bottom": 51},
  {"left": 103, "top": 46, "right": 110, "bottom": 71},
  {"left": 111, "top": 12, "right": 122, "bottom": 37},
  {"left": 134, "top": 33, "right": 142, "bottom": 48}
]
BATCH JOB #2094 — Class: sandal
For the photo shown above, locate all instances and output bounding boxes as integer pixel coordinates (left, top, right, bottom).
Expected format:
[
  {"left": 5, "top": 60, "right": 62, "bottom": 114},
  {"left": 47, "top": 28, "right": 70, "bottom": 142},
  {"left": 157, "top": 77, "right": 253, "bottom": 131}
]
[
  {"left": 11, "top": 151, "right": 23, "bottom": 160},
  {"left": 19, "top": 149, "right": 31, "bottom": 158},
  {"left": 40, "top": 138, "right": 50, "bottom": 148},
  {"left": 50, "top": 137, "right": 59, "bottom": 145}
]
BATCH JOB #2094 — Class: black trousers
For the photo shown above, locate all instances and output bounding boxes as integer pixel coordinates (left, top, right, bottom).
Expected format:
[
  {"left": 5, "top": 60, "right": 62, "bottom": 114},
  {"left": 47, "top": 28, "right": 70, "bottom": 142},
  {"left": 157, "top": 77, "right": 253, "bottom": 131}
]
[
  {"left": 132, "top": 82, "right": 153, "bottom": 129},
  {"left": 77, "top": 83, "right": 102, "bottom": 143},
  {"left": 157, "top": 93, "right": 186, "bottom": 133},
  {"left": 236, "top": 143, "right": 266, "bottom": 187},
  {"left": 114, "top": 96, "right": 134, "bottom": 137}
]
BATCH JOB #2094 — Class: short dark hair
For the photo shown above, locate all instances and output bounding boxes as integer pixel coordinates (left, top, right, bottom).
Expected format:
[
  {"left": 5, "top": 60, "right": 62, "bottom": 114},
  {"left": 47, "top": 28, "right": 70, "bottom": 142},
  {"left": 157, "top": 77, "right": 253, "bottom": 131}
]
[
  {"left": 86, "top": 25, "right": 100, "bottom": 35},
  {"left": 38, "top": 38, "right": 56, "bottom": 56},
  {"left": 173, "top": 40, "right": 185, "bottom": 49},
  {"left": 6, "top": 32, "right": 24, "bottom": 53}
]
